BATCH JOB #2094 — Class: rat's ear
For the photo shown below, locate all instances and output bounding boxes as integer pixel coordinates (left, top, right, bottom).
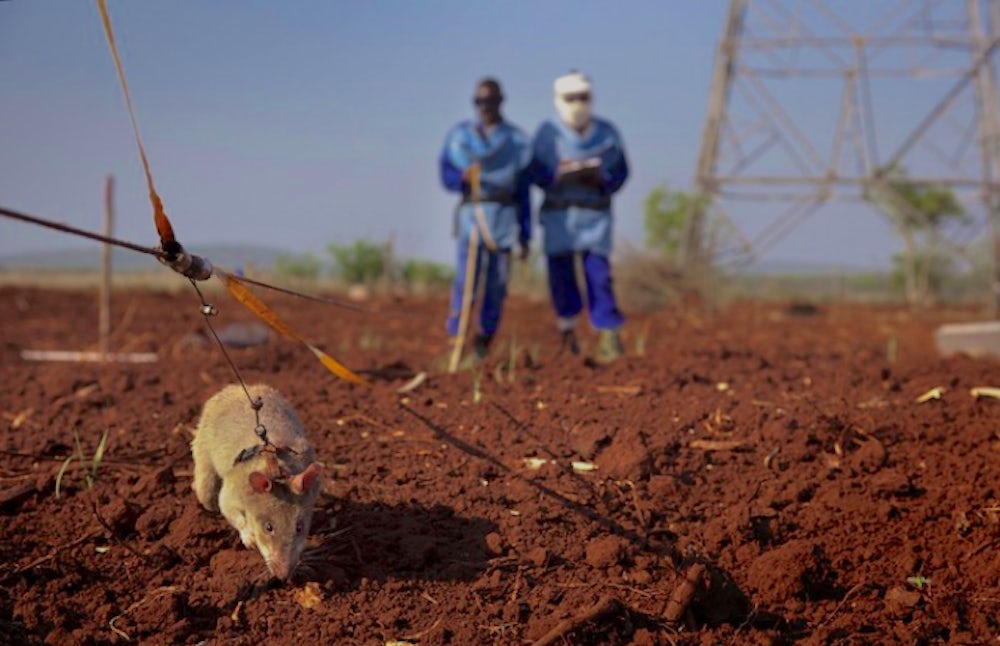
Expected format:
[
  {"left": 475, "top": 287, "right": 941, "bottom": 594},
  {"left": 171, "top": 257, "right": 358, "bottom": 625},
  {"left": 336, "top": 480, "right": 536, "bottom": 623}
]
[
  {"left": 248, "top": 471, "right": 272, "bottom": 494},
  {"left": 262, "top": 452, "right": 282, "bottom": 479},
  {"left": 289, "top": 463, "right": 322, "bottom": 495}
]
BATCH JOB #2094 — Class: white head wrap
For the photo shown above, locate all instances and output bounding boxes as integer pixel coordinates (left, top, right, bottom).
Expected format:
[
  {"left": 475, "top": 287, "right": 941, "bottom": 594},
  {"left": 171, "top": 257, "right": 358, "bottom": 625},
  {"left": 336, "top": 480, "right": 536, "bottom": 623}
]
[{"left": 553, "top": 71, "right": 592, "bottom": 130}]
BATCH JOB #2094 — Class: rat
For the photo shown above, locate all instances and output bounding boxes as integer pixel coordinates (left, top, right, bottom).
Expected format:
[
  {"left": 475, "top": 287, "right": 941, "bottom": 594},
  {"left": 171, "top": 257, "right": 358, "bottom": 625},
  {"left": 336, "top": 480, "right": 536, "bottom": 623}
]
[{"left": 191, "top": 383, "right": 322, "bottom": 581}]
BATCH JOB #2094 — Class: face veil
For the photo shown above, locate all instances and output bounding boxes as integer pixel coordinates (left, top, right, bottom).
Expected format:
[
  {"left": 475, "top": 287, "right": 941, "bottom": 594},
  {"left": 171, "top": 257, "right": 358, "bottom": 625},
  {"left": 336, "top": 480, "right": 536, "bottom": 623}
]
[{"left": 553, "top": 72, "right": 592, "bottom": 130}]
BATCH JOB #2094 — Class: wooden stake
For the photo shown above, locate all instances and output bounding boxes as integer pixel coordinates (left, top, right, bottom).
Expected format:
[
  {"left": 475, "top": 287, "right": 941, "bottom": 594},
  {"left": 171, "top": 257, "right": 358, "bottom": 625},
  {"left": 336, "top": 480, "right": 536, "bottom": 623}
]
[
  {"left": 99, "top": 175, "right": 114, "bottom": 360},
  {"left": 449, "top": 227, "right": 480, "bottom": 373},
  {"left": 21, "top": 350, "right": 157, "bottom": 363}
]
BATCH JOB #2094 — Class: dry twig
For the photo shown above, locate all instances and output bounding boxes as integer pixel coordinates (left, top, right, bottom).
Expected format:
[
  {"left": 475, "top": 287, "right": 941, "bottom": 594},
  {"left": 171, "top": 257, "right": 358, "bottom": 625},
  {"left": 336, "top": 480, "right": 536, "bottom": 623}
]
[
  {"left": 532, "top": 595, "right": 622, "bottom": 646},
  {"left": 814, "top": 582, "right": 866, "bottom": 630},
  {"left": 108, "top": 586, "right": 182, "bottom": 641},
  {"left": 402, "top": 617, "right": 442, "bottom": 642},
  {"left": 689, "top": 439, "right": 746, "bottom": 451},
  {"left": 3, "top": 529, "right": 101, "bottom": 582}
]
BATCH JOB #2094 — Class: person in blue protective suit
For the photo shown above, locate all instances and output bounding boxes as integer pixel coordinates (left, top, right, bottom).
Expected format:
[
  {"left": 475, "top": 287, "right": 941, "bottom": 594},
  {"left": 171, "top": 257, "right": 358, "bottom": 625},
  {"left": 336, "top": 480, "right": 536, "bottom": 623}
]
[
  {"left": 439, "top": 78, "right": 532, "bottom": 358},
  {"left": 530, "top": 71, "right": 630, "bottom": 363}
]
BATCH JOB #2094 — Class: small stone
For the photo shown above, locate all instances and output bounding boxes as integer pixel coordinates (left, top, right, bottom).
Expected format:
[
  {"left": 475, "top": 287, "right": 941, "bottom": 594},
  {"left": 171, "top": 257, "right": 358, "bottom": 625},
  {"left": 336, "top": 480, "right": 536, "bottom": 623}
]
[
  {"left": 885, "top": 586, "right": 921, "bottom": 616},
  {"left": 852, "top": 437, "right": 887, "bottom": 473},
  {"left": 629, "top": 568, "right": 653, "bottom": 584},
  {"left": 484, "top": 532, "right": 504, "bottom": 556},
  {"left": 585, "top": 535, "right": 630, "bottom": 568},
  {"left": 99, "top": 498, "right": 140, "bottom": 535},
  {"left": 526, "top": 547, "right": 548, "bottom": 567},
  {"left": 132, "top": 465, "right": 176, "bottom": 495}
]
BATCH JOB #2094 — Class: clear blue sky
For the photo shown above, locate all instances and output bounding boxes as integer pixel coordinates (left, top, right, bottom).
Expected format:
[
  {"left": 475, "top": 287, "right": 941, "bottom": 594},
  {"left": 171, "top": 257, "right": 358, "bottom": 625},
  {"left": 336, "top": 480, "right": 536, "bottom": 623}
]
[{"left": 0, "top": 1, "right": 936, "bottom": 270}]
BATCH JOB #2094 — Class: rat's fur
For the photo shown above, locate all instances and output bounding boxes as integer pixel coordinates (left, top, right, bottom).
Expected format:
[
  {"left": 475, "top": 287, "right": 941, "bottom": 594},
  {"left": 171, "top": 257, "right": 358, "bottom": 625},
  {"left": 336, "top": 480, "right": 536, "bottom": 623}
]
[{"left": 191, "top": 384, "right": 322, "bottom": 581}]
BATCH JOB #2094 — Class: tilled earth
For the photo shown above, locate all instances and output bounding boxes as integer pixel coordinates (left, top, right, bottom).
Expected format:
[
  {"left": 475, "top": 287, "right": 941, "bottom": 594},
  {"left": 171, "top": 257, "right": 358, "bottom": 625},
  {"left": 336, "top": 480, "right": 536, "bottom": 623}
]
[{"left": 1, "top": 285, "right": 999, "bottom": 645}]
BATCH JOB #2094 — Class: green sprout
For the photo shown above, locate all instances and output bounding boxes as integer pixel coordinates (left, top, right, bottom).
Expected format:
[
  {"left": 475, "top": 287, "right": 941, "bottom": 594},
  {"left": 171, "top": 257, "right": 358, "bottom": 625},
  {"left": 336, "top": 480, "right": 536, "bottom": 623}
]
[
  {"left": 55, "top": 428, "right": 110, "bottom": 498},
  {"left": 507, "top": 334, "right": 518, "bottom": 384}
]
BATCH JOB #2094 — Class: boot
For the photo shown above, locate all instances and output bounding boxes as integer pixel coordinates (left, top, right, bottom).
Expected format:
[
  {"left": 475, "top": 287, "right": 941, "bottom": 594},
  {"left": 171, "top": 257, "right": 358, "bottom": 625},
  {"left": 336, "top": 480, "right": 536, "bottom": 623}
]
[
  {"left": 596, "top": 329, "right": 624, "bottom": 364},
  {"left": 560, "top": 329, "right": 580, "bottom": 355},
  {"left": 472, "top": 333, "right": 494, "bottom": 359}
]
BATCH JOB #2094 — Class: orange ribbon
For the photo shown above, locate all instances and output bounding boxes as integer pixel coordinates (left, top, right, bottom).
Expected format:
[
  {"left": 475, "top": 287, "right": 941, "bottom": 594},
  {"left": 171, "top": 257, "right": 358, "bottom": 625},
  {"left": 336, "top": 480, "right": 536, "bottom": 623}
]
[{"left": 220, "top": 271, "right": 369, "bottom": 386}]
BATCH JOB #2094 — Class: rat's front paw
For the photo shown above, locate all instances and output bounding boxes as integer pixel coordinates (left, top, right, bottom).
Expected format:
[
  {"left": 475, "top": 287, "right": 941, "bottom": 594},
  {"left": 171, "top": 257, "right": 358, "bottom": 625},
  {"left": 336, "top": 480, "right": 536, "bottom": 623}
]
[{"left": 238, "top": 529, "right": 256, "bottom": 550}]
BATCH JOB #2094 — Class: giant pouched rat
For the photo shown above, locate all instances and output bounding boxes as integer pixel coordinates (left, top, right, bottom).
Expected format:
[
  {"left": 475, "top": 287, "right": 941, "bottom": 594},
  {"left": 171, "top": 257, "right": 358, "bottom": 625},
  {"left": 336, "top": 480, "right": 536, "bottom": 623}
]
[{"left": 191, "top": 384, "right": 322, "bottom": 581}]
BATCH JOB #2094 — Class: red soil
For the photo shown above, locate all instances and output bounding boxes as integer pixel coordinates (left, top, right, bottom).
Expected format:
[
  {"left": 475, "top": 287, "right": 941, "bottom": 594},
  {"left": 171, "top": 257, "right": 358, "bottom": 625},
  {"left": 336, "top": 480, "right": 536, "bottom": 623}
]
[{"left": 1, "top": 286, "right": 999, "bottom": 645}]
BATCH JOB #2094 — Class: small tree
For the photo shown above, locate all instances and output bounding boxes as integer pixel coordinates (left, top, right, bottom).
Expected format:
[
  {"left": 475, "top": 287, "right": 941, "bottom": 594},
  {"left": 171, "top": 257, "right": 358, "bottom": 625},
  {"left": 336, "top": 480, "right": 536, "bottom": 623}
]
[
  {"left": 867, "top": 167, "right": 967, "bottom": 305},
  {"left": 643, "top": 184, "right": 709, "bottom": 260},
  {"left": 328, "top": 239, "right": 385, "bottom": 284}
]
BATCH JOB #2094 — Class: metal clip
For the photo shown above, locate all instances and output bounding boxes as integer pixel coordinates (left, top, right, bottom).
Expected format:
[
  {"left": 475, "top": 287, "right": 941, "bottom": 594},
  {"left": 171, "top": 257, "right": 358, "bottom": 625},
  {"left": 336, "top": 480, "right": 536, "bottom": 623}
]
[{"left": 157, "top": 243, "right": 214, "bottom": 281}]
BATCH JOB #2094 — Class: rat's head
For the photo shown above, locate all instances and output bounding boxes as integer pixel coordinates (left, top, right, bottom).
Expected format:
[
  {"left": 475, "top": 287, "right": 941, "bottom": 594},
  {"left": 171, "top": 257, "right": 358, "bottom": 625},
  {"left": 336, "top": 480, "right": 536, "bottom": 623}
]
[{"left": 245, "top": 462, "right": 322, "bottom": 581}]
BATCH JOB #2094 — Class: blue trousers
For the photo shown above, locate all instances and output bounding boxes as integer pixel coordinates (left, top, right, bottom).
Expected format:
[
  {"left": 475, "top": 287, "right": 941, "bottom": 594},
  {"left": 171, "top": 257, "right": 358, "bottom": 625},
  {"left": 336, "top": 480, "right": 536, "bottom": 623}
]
[
  {"left": 546, "top": 252, "right": 624, "bottom": 331},
  {"left": 447, "top": 241, "right": 511, "bottom": 337}
]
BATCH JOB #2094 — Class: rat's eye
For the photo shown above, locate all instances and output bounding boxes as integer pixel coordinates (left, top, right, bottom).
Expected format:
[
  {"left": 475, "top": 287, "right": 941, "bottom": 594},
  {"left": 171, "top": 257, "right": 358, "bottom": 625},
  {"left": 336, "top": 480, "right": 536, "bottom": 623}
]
[
  {"left": 295, "top": 520, "right": 304, "bottom": 534},
  {"left": 264, "top": 521, "right": 275, "bottom": 534}
]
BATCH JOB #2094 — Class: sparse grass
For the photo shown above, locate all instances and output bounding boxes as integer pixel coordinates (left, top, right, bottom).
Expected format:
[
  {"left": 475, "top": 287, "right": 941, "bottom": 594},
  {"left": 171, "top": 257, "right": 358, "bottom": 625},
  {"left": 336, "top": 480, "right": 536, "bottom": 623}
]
[
  {"left": 526, "top": 343, "right": 540, "bottom": 368},
  {"left": 357, "top": 327, "right": 383, "bottom": 351},
  {"left": 491, "top": 335, "right": 521, "bottom": 385},
  {"left": 0, "top": 269, "right": 193, "bottom": 292},
  {"left": 633, "top": 320, "right": 650, "bottom": 357},
  {"left": 472, "top": 370, "right": 483, "bottom": 404},
  {"left": 55, "top": 428, "right": 110, "bottom": 498},
  {"left": 507, "top": 334, "right": 518, "bottom": 383}
]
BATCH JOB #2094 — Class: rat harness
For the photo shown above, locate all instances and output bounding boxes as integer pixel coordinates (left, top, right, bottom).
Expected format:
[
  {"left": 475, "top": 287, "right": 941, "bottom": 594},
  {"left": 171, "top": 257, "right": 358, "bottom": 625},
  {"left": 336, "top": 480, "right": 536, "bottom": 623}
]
[{"left": 231, "top": 397, "right": 299, "bottom": 484}]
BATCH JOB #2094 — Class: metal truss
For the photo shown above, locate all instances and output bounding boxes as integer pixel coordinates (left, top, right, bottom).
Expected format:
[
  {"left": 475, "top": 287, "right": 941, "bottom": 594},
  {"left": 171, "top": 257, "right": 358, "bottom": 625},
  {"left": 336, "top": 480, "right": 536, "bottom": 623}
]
[{"left": 687, "top": 0, "right": 1000, "bottom": 298}]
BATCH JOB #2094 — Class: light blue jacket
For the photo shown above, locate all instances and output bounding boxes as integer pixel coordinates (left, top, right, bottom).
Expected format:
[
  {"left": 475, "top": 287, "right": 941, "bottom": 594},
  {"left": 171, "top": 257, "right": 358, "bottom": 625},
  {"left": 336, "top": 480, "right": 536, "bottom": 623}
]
[
  {"left": 439, "top": 120, "right": 532, "bottom": 250},
  {"left": 530, "top": 117, "right": 629, "bottom": 256}
]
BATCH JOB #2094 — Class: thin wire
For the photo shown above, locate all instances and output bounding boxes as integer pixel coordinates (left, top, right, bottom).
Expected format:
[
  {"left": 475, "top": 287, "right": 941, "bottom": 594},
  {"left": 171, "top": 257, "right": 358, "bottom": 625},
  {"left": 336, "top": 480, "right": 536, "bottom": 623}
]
[
  {"left": 188, "top": 278, "right": 268, "bottom": 443},
  {"left": 0, "top": 205, "right": 164, "bottom": 258},
  {"left": 3, "top": 203, "right": 436, "bottom": 324},
  {"left": 229, "top": 274, "right": 444, "bottom": 323},
  {"left": 231, "top": 274, "right": 380, "bottom": 315}
]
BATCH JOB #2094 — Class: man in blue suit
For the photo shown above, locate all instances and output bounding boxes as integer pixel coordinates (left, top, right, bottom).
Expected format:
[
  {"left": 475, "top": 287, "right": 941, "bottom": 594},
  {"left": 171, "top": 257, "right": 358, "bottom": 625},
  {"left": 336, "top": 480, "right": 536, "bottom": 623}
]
[
  {"left": 531, "top": 71, "right": 630, "bottom": 362},
  {"left": 439, "top": 78, "right": 532, "bottom": 358}
]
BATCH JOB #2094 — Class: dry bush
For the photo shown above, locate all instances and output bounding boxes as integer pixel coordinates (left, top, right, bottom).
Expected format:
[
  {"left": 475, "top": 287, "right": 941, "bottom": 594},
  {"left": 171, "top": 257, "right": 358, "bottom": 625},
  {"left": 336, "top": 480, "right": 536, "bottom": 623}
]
[{"left": 614, "top": 245, "right": 712, "bottom": 313}]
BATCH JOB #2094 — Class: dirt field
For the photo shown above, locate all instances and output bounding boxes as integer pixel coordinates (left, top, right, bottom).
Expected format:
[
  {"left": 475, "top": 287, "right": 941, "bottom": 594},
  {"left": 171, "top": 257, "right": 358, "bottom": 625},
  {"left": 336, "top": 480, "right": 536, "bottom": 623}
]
[{"left": 1, "top": 285, "right": 999, "bottom": 645}]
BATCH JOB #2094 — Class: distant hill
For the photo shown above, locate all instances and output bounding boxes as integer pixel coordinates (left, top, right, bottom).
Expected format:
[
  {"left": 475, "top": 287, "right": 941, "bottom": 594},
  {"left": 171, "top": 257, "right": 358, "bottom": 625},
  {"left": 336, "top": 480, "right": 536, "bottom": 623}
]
[{"left": 0, "top": 244, "right": 287, "bottom": 272}]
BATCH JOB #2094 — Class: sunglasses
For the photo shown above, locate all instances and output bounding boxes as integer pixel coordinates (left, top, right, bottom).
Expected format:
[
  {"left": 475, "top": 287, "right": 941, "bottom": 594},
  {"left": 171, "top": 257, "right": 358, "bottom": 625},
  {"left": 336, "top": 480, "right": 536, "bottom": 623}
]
[
  {"left": 562, "top": 92, "right": 591, "bottom": 103},
  {"left": 473, "top": 96, "right": 502, "bottom": 107}
]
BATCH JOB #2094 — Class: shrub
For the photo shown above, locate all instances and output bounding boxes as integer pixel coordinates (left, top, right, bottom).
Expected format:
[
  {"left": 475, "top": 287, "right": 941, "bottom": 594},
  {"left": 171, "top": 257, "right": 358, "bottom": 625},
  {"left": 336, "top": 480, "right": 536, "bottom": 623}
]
[{"left": 328, "top": 239, "right": 385, "bottom": 284}]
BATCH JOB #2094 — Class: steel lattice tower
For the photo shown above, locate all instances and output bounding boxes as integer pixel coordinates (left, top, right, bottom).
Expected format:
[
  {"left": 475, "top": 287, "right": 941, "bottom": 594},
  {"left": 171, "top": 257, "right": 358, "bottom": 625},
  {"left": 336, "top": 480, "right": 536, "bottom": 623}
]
[{"left": 687, "top": 0, "right": 1000, "bottom": 304}]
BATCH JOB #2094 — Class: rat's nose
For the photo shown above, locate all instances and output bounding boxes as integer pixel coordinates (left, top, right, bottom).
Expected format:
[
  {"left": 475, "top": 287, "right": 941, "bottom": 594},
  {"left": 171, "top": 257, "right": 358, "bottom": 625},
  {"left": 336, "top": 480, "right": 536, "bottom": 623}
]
[{"left": 268, "top": 560, "right": 292, "bottom": 581}]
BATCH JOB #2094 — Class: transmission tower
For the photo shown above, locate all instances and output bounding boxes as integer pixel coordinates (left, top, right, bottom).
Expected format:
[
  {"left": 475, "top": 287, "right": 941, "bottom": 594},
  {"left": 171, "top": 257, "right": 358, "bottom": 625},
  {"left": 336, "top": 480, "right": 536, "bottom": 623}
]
[{"left": 688, "top": 0, "right": 1000, "bottom": 305}]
